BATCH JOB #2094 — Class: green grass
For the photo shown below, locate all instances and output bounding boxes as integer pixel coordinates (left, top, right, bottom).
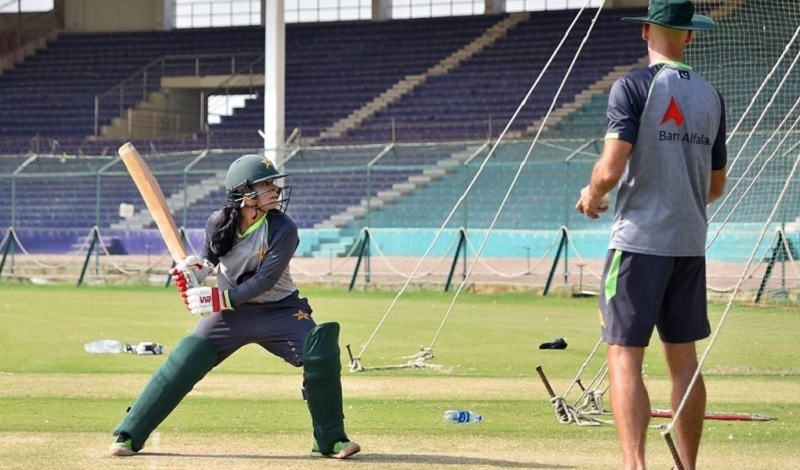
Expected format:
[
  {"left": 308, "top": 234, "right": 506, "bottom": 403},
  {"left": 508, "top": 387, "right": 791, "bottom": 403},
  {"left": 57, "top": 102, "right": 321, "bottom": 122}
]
[{"left": 1, "top": 283, "right": 799, "bottom": 469}]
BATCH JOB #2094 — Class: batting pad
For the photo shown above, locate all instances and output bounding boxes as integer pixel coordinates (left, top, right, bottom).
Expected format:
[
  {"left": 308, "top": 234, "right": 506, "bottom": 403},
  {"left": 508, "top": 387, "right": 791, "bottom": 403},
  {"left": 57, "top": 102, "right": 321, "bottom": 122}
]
[
  {"left": 113, "top": 334, "right": 216, "bottom": 451},
  {"left": 302, "top": 322, "right": 349, "bottom": 454}
]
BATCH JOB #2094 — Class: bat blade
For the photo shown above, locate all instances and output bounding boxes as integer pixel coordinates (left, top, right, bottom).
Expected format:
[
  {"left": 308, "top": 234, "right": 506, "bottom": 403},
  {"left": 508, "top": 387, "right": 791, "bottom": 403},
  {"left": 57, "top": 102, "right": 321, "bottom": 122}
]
[{"left": 118, "top": 142, "right": 187, "bottom": 262}]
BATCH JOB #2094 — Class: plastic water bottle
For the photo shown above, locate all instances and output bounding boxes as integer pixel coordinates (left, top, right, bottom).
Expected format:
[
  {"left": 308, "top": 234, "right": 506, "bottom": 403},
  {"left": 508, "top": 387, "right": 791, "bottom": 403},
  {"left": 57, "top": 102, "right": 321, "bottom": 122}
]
[
  {"left": 84, "top": 339, "right": 132, "bottom": 354},
  {"left": 443, "top": 410, "right": 482, "bottom": 424}
]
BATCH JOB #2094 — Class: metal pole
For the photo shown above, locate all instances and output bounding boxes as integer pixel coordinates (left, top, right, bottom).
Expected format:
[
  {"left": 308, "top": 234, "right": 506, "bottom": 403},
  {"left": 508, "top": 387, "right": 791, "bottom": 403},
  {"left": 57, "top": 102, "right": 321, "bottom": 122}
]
[
  {"left": 11, "top": 175, "right": 16, "bottom": 227},
  {"left": 95, "top": 173, "right": 101, "bottom": 228},
  {"left": 94, "top": 95, "right": 99, "bottom": 136}
]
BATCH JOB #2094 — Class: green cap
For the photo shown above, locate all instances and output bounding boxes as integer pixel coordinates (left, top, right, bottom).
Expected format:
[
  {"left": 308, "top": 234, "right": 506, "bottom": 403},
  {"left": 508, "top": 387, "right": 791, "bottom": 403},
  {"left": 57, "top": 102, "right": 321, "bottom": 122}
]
[{"left": 622, "top": 0, "right": 715, "bottom": 31}]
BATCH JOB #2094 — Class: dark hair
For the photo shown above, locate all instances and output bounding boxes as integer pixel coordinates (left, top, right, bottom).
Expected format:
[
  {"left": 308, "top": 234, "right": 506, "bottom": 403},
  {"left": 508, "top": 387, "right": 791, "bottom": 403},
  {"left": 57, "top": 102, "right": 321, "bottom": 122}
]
[{"left": 209, "top": 204, "right": 241, "bottom": 258}]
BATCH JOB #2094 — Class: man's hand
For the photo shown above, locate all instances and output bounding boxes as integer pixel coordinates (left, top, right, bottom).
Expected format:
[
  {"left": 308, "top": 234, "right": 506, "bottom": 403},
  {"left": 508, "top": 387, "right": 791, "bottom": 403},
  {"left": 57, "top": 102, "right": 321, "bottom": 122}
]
[
  {"left": 576, "top": 185, "right": 610, "bottom": 219},
  {"left": 170, "top": 255, "right": 212, "bottom": 291},
  {"left": 184, "top": 286, "right": 229, "bottom": 316}
]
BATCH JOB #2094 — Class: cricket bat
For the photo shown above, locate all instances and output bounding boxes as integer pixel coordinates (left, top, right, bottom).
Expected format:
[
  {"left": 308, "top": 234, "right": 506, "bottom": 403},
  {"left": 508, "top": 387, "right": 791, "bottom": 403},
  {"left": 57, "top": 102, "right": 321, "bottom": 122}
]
[{"left": 118, "top": 142, "right": 188, "bottom": 262}]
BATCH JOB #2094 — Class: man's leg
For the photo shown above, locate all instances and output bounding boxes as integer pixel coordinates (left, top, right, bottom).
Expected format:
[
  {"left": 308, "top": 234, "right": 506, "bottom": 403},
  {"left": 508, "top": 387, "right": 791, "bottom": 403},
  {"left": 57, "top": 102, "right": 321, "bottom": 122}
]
[
  {"left": 663, "top": 342, "right": 705, "bottom": 470},
  {"left": 607, "top": 344, "right": 649, "bottom": 470}
]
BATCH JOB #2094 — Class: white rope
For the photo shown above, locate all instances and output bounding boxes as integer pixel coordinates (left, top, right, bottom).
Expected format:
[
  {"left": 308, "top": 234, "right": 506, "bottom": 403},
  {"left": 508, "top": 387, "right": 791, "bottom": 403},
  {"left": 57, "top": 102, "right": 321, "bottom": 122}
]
[
  {"left": 362, "top": 227, "right": 459, "bottom": 278},
  {"left": 707, "top": 227, "right": 800, "bottom": 294},
  {"left": 290, "top": 227, "right": 368, "bottom": 278},
  {"left": 462, "top": 227, "right": 565, "bottom": 278},
  {"left": 8, "top": 227, "right": 82, "bottom": 269},
  {"left": 707, "top": 93, "right": 800, "bottom": 247},
  {"left": 352, "top": 1, "right": 601, "bottom": 366},
  {"left": 0, "top": 225, "right": 183, "bottom": 279},
  {"left": 426, "top": 1, "right": 605, "bottom": 354},
  {"left": 563, "top": 230, "right": 604, "bottom": 281},
  {"left": 549, "top": 396, "right": 604, "bottom": 426},
  {"left": 182, "top": 228, "right": 203, "bottom": 256},
  {"left": 349, "top": 347, "right": 451, "bottom": 373},
  {"left": 706, "top": 260, "right": 771, "bottom": 294},
  {"left": 563, "top": 336, "right": 604, "bottom": 398},
  {"left": 288, "top": 227, "right": 457, "bottom": 281},
  {"left": 723, "top": 21, "right": 800, "bottom": 176},
  {"left": 704, "top": 98, "right": 800, "bottom": 294},
  {"left": 664, "top": 113, "right": 800, "bottom": 436},
  {"left": 0, "top": 229, "right": 10, "bottom": 253}
]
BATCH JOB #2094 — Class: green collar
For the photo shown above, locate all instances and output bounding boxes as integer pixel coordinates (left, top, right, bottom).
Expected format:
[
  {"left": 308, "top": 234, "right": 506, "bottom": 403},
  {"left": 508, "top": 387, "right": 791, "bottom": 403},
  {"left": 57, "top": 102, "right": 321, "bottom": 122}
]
[
  {"left": 237, "top": 213, "right": 267, "bottom": 238},
  {"left": 653, "top": 59, "right": 692, "bottom": 70}
]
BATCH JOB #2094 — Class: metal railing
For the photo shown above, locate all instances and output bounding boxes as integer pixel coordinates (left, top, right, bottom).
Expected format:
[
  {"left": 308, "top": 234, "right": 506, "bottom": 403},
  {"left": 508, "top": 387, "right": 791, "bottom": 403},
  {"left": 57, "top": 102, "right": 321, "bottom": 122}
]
[{"left": 93, "top": 51, "right": 263, "bottom": 137}]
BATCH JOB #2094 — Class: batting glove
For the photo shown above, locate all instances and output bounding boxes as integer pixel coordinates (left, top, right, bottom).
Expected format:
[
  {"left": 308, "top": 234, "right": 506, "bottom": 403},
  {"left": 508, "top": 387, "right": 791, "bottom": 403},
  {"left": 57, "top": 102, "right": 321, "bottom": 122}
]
[
  {"left": 184, "top": 286, "right": 230, "bottom": 316},
  {"left": 170, "top": 255, "right": 212, "bottom": 291}
]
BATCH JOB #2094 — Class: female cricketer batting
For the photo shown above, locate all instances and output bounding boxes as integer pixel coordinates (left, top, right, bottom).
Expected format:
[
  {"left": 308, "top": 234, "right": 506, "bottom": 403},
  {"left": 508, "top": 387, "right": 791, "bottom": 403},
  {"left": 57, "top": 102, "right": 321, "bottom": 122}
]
[{"left": 108, "top": 153, "right": 360, "bottom": 459}]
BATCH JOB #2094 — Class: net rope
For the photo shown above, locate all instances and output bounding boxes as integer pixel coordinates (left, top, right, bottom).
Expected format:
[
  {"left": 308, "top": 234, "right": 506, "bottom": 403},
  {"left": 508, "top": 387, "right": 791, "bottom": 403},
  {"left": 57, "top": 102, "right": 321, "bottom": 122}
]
[
  {"left": 463, "top": 227, "right": 565, "bottom": 278},
  {"left": 353, "top": 0, "right": 603, "bottom": 369},
  {"left": 665, "top": 103, "right": 800, "bottom": 437}
]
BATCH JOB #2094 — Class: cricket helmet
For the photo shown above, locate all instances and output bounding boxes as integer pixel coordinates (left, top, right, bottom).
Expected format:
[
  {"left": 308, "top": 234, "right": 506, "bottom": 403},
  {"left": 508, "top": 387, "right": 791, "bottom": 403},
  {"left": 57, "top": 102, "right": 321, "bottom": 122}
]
[{"left": 225, "top": 154, "right": 291, "bottom": 212}]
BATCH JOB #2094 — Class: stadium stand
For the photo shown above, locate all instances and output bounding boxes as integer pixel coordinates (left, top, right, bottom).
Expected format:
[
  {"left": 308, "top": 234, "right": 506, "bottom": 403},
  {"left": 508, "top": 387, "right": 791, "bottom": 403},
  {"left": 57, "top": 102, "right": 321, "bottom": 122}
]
[
  {"left": 0, "top": 8, "right": 646, "bottom": 235},
  {"left": 354, "top": 140, "right": 602, "bottom": 231},
  {"left": 6, "top": 3, "right": 797, "bottom": 258},
  {"left": 0, "top": 26, "right": 264, "bottom": 155},
  {"left": 317, "top": 8, "right": 646, "bottom": 144},
  {"left": 0, "top": 9, "right": 649, "bottom": 155}
]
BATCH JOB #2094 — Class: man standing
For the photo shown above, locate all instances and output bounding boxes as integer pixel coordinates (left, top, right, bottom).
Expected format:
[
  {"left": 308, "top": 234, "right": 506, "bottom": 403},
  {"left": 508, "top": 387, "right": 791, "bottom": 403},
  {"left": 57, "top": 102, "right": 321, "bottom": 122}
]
[{"left": 575, "top": 1, "right": 727, "bottom": 469}]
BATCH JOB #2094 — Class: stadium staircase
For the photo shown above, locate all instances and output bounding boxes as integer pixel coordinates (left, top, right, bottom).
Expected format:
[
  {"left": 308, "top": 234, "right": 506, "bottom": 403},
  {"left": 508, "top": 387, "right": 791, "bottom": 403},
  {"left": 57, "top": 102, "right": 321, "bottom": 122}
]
[
  {"left": 313, "top": 143, "right": 486, "bottom": 229},
  {"left": 313, "top": 13, "right": 530, "bottom": 144},
  {"left": 109, "top": 169, "right": 227, "bottom": 231}
]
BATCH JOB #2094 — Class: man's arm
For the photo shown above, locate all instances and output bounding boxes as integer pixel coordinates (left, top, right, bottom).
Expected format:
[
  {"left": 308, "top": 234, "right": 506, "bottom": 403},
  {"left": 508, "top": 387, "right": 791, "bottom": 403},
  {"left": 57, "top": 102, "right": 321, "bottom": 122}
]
[
  {"left": 708, "top": 168, "right": 726, "bottom": 204},
  {"left": 576, "top": 138, "right": 632, "bottom": 219},
  {"left": 708, "top": 89, "right": 727, "bottom": 206}
]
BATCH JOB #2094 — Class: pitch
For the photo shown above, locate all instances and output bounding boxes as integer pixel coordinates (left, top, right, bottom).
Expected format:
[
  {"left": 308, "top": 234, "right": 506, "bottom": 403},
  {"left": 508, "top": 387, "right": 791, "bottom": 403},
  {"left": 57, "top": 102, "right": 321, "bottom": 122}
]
[{"left": 0, "top": 284, "right": 797, "bottom": 469}]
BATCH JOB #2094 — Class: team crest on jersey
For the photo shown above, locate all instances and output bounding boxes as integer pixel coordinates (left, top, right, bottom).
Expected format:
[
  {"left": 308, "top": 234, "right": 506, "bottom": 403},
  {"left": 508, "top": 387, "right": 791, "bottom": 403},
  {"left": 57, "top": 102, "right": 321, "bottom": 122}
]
[
  {"left": 660, "top": 97, "right": 684, "bottom": 126},
  {"left": 678, "top": 70, "right": 691, "bottom": 80}
]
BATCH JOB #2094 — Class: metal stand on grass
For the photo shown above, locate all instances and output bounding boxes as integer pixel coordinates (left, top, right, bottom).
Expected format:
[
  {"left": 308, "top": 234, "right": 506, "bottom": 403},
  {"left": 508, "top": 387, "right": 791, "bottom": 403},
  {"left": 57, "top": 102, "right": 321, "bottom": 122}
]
[
  {"left": 77, "top": 227, "right": 103, "bottom": 287},
  {"left": 0, "top": 227, "right": 19, "bottom": 278},
  {"left": 755, "top": 229, "right": 794, "bottom": 303},
  {"left": 349, "top": 230, "right": 371, "bottom": 292},
  {"left": 348, "top": 228, "right": 468, "bottom": 293},
  {"left": 444, "top": 228, "right": 467, "bottom": 292},
  {"left": 543, "top": 227, "right": 569, "bottom": 296}
]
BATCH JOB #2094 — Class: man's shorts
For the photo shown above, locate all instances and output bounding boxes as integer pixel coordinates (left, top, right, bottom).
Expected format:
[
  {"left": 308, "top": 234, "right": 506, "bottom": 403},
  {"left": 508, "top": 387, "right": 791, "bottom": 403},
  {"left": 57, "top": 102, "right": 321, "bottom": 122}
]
[{"left": 599, "top": 249, "right": 711, "bottom": 347}]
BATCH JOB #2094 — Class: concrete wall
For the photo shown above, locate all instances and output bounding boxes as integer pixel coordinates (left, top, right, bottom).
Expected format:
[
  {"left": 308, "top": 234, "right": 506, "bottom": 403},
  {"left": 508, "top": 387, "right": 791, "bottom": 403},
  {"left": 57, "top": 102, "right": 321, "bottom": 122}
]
[{"left": 63, "top": 0, "right": 167, "bottom": 32}]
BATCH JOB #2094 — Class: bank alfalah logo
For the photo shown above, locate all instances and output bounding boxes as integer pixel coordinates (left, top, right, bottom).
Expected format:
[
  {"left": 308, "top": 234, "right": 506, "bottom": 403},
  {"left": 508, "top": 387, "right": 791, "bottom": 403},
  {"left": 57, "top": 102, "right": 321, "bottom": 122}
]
[{"left": 660, "top": 97, "right": 684, "bottom": 127}]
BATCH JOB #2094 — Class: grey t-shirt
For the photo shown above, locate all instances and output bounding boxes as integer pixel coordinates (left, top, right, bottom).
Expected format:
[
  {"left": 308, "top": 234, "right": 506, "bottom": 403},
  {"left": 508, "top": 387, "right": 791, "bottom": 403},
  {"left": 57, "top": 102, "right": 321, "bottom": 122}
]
[
  {"left": 203, "top": 210, "right": 299, "bottom": 306},
  {"left": 605, "top": 61, "right": 727, "bottom": 256}
]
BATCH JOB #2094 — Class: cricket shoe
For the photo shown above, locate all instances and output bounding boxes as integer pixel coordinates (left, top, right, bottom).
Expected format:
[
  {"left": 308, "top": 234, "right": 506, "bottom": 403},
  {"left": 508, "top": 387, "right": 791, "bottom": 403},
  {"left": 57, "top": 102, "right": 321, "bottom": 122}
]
[
  {"left": 311, "top": 439, "right": 361, "bottom": 459},
  {"left": 109, "top": 433, "right": 137, "bottom": 456}
]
